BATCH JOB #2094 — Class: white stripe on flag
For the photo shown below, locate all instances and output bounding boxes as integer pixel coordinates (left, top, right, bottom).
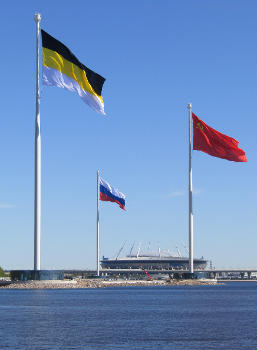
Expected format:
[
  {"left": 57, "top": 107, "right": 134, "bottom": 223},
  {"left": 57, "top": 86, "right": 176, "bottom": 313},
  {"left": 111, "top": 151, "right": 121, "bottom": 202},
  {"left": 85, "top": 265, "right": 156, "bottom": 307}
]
[{"left": 42, "top": 66, "right": 105, "bottom": 115}]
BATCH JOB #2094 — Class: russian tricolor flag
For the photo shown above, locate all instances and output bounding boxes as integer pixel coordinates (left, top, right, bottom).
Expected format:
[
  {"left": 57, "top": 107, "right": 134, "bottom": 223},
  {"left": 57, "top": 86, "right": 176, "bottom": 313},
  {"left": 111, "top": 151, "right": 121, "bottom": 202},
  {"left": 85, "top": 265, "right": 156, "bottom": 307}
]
[{"left": 99, "top": 177, "right": 126, "bottom": 210}]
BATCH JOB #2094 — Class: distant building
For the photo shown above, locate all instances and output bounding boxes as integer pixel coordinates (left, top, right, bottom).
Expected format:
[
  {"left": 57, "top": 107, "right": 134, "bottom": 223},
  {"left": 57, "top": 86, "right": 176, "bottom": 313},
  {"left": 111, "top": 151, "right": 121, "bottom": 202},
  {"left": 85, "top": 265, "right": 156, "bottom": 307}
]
[{"left": 101, "top": 253, "right": 207, "bottom": 271}]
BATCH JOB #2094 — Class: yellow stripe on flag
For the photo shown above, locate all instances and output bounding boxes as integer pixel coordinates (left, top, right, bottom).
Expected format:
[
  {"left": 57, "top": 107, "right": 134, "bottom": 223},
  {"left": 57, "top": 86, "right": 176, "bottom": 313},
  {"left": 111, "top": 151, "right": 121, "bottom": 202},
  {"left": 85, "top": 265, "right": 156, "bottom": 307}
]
[{"left": 42, "top": 47, "right": 103, "bottom": 104}]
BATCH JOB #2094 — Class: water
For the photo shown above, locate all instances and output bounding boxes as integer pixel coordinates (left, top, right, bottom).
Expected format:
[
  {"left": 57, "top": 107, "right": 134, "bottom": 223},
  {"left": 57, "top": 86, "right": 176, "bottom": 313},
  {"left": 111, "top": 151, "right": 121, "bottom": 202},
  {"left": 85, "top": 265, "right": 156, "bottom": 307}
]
[{"left": 0, "top": 282, "right": 256, "bottom": 350}]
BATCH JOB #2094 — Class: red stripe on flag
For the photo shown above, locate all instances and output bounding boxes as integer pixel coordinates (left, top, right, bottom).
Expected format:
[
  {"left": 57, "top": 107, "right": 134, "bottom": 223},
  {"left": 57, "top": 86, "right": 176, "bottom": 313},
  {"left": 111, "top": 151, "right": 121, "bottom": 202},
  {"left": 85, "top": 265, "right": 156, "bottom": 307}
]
[{"left": 99, "top": 193, "right": 126, "bottom": 210}]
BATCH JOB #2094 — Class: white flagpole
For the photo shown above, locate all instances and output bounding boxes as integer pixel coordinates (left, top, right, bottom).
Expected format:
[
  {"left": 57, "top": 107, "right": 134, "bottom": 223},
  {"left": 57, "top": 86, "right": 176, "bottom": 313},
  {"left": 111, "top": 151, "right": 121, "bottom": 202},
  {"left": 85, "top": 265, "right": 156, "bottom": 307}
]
[
  {"left": 188, "top": 103, "right": 194, "bottom": 274},
  {"left": 97, "top": 170, "right": 100, "bottom": 276},
  {"left": 34, "top": 13, "right": 41, "bottom": 271}
]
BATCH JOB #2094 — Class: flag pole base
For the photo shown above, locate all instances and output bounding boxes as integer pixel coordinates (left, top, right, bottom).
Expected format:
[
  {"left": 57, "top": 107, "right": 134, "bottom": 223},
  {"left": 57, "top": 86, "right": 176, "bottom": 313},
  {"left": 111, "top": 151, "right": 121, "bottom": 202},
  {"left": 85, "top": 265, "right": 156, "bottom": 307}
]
[
  {"left": 182, "top": 272, "right": 196, "bottom": 279},
  {"left": 10, "top": 270, "right": 64, "bottom": 281}
]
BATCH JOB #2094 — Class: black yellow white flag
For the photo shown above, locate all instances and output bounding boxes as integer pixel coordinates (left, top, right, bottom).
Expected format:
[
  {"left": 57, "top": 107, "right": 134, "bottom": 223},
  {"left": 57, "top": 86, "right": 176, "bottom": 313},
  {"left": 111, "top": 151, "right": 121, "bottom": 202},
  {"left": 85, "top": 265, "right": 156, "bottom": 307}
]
[{"left": 41, "top": 30, "right": 106, "bottom": 114}]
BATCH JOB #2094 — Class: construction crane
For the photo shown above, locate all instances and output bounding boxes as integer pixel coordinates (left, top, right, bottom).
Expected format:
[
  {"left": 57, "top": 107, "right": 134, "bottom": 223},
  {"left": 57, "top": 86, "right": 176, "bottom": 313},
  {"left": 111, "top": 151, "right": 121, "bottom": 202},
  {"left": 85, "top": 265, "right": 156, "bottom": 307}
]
[
  {"left": 182, "top": 243, "right": 189, "bottom": 255},
  {"left": 176, "top": 246, "right": 182, "bottom": 258},
  {"left": 129, "top": 241, "right": 135, "bottom": 257},
  {"left": 140, "top": 266, "right": 152, "bottom": 281},
  {"left": 115, "top": 241, "right": 126, "bottom": 260}
]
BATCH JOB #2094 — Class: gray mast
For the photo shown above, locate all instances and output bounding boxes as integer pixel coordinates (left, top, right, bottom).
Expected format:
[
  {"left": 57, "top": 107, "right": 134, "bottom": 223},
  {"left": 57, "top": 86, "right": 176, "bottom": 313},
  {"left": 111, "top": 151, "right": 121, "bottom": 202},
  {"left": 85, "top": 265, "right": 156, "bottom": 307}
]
[
  {"left": 188, "top": 103, "right": 194, "bottom": 274},
  {"left": 34, "top": 13, "right": 41, "bottom": 271},
  {"left": 97, "top": 170, "right": 100, "bottom": 276}
]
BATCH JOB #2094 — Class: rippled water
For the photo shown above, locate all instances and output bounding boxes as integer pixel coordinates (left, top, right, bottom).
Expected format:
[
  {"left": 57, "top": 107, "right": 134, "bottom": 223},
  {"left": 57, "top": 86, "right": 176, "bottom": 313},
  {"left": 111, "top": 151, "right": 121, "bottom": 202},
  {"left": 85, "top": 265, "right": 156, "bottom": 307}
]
[{"left": 0, "top": 282, "right": 256, "bottom": 350}]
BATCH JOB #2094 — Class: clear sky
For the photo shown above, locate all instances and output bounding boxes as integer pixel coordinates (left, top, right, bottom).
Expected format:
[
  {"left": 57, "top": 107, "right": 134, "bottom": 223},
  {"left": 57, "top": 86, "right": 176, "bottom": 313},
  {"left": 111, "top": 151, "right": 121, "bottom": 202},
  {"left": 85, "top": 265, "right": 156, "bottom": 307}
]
[{"left": 0, "top": 0, "right": 256, "bottom": 270}]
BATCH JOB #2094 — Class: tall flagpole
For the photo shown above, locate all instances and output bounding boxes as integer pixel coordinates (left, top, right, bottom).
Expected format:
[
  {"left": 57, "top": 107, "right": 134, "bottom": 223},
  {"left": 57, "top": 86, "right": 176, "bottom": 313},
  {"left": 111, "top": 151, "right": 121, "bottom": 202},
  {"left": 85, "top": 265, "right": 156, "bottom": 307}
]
[
  {"left": 97, "top": 170, "right": 100, "bottom": 276},
  {"left": 188, "top": 103, "right": 194, "bottom": 274},
  {"left": 34, "top": 13, "right": 41, "bottom": 271}
]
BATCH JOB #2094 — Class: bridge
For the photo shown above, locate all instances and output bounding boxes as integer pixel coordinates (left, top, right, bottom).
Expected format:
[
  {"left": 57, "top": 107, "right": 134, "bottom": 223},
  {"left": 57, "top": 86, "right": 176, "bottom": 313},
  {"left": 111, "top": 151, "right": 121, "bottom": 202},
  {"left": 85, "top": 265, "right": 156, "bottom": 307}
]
[{"left": 63, "top": 268, "right": 257, "bottom": 279}]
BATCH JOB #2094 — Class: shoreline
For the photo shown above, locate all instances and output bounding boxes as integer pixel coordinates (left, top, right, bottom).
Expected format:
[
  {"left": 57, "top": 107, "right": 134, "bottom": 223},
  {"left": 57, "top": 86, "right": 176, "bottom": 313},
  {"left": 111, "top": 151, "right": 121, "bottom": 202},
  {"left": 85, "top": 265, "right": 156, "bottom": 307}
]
[{"left": 0, "top": 278, "right": 222, "bottom": 289}]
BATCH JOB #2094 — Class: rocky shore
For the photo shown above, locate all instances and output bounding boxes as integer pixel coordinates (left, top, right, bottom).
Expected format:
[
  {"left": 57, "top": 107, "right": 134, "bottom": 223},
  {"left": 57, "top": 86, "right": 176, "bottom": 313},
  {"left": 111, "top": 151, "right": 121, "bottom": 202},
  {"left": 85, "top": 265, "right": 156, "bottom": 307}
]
[{"left": 0, "top": 278, "right": 218, "bottom": 289}]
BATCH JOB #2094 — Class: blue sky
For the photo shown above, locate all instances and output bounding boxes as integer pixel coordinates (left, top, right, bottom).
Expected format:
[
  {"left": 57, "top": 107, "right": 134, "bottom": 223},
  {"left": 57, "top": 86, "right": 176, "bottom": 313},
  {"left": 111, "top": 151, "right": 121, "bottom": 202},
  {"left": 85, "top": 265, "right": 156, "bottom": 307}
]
[{"left": 0, "top": 0, "right": 256, "bottom": 270}]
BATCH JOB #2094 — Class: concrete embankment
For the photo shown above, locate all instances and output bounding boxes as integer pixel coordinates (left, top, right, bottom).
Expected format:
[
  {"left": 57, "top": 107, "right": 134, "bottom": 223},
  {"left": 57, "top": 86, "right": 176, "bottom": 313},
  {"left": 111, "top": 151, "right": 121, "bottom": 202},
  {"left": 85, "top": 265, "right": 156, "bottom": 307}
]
[{"left": 0, "top": 279, "right": 218, "bottom": 289}]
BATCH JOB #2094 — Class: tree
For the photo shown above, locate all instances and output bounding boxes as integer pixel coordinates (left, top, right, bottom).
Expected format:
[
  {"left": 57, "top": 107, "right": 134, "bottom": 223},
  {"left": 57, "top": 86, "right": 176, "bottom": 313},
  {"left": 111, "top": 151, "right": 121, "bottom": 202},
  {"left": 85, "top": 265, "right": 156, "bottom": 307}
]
[{"left": 0, "top": 267, "right": 6, "bottom": 277}]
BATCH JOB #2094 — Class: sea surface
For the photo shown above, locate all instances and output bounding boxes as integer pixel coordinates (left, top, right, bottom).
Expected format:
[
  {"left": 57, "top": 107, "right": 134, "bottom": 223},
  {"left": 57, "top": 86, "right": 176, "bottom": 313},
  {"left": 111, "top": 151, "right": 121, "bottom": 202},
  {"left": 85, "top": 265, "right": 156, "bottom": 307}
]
[{"left": 0, "top": 282, "right": 256, "bottom": 350}]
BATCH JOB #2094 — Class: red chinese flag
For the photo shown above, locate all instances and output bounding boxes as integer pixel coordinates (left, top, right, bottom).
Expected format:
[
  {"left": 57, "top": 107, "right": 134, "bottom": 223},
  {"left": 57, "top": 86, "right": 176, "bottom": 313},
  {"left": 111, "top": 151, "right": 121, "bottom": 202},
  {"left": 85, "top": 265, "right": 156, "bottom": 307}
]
[{"left": 192, "top": 113, "right": 247, "bottom": 162}]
